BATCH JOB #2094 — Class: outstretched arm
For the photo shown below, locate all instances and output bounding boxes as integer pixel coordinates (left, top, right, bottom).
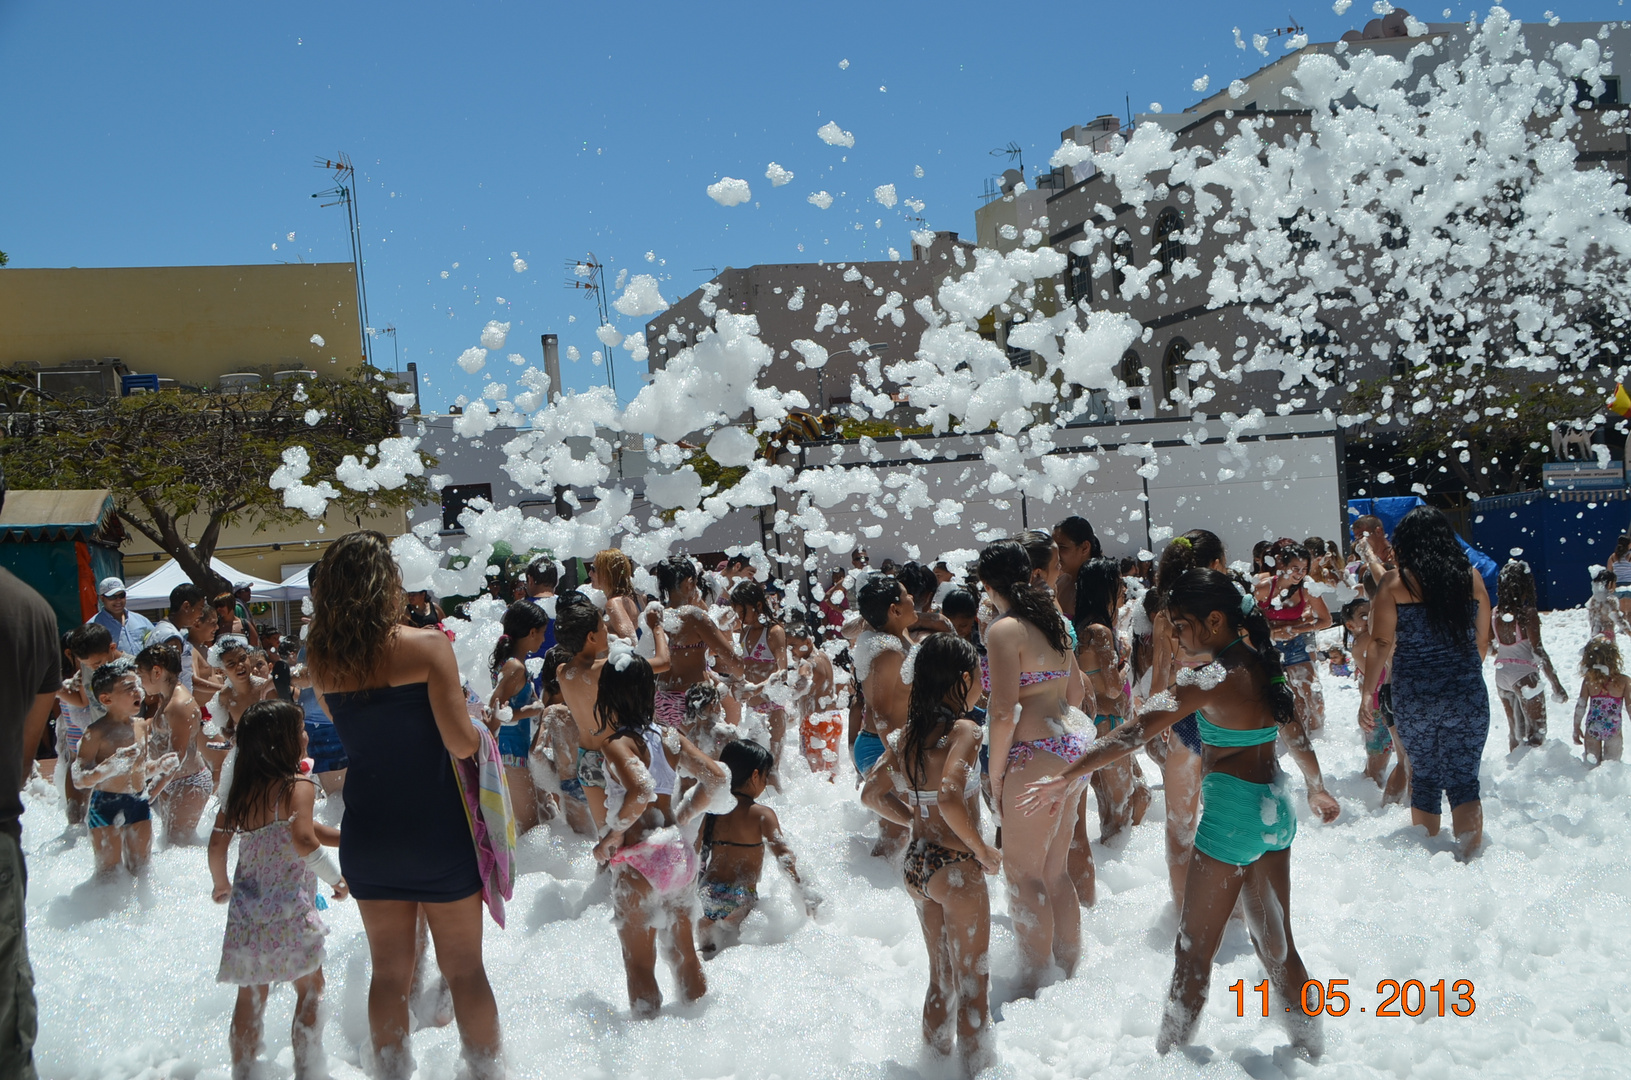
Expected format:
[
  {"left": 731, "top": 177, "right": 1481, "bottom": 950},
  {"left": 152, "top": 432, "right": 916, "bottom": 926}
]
[{"left": 1014, "top": 685, "right": 1198, "bottom": 817}]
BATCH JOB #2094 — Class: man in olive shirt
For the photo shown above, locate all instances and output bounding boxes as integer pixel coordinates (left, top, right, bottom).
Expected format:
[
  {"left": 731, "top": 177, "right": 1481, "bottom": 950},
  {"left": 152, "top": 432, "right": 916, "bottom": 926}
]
[{"left": 0, "top": 470, "right": 52, "bottom": 1078}]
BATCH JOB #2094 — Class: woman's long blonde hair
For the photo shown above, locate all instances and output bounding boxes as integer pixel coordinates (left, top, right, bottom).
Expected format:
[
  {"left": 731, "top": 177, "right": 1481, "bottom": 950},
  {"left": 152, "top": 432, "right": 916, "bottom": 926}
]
[
  {"left": 593, "top": 548, "right": 636, "bottom": 599},
  {"left": 306, "top": 530, "right": 403, "bottom": 690}
]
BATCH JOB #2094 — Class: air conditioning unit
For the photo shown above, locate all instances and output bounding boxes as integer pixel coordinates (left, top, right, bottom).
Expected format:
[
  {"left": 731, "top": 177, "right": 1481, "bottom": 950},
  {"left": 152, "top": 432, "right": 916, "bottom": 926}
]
[{"left": 218, "top": 373, "right": 263, "bottom": 393}]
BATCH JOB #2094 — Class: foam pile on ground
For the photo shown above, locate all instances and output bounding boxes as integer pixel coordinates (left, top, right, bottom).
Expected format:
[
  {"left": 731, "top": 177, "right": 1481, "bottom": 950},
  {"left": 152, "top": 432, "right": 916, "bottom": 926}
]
[{"left": 27, "top": 610, "right": 1631, "bottom": 1078}]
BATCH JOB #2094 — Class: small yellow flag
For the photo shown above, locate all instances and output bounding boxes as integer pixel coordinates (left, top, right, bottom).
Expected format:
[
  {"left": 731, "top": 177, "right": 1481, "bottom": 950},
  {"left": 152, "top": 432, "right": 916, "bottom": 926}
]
[{"left": 1611, "top": 383, "right": 1631, "bottom": 418}]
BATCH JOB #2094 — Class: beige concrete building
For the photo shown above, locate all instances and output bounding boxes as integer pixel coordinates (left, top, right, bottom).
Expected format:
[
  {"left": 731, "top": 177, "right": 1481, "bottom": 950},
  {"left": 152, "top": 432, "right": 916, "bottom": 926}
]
[
  {"left": 1, "top": 262, "right": 403, "bottom": 581},
  {"left": 0, "top": 263, "right": 365, "bottom": 389},
  {"left": 644, "top": 232, "right": 974, "bottom": 414}
]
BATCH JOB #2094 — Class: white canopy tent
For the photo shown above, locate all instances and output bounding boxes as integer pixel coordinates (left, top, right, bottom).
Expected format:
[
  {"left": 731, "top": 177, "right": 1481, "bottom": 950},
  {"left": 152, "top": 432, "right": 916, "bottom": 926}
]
[
  {"left": 278, "top": 565, "right": 311, "bottom": 600},
  {"left": 124, "top": 557, "right": 289, "bottom": 609}
]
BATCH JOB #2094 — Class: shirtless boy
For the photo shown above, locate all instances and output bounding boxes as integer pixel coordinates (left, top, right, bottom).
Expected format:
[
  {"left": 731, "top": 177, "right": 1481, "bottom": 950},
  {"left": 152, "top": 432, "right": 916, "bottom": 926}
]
[{"left": 73, "top": 658, "right": 180, "bottom": 874}]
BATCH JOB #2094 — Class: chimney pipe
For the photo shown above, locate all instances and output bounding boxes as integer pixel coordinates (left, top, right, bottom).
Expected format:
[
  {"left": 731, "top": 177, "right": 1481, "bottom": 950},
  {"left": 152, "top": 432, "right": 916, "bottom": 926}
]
[{"left": 541, "top": 334, "right": 562, "bottom": 404}]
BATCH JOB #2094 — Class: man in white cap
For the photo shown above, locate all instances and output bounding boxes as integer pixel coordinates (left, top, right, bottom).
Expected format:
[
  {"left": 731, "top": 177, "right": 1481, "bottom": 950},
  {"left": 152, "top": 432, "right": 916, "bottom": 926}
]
[{"left": 88, "top": 577, "right": 154, "bottom": 657}]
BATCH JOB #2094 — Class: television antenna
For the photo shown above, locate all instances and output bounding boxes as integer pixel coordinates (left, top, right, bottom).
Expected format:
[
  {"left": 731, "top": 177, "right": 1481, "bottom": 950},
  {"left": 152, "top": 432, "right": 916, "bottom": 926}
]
[
  {"left": 312, "top": 154, "right": 373, "bottom": 367},
  {"left": 1264, "top": 16, "right": 1305, "bottom": 37},
  {"left": 564, "top": 253, "right": 615, "bottom": 394},
  {"left": 989, "top": 142, "right": 1024, "bottom": 177},
  {"left": 371, "top": 324, "right": 400, "bottom": 372}
]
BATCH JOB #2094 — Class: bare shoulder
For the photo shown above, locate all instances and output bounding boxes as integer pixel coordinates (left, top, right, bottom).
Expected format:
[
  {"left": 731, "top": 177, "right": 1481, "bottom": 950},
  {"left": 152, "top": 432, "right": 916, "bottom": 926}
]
[{"left": 750, "top": 803, "right": 781, "bottom": 832}]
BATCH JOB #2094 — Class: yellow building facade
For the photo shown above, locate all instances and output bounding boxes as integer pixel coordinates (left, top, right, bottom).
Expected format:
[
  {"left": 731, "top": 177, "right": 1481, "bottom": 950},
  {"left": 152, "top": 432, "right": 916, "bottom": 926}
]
[
  {"left": 0, "top": 263, "right": 364, "bottom": 382},
  {"left": 2, "top": 263, "right": 403, "bottom": 586}
]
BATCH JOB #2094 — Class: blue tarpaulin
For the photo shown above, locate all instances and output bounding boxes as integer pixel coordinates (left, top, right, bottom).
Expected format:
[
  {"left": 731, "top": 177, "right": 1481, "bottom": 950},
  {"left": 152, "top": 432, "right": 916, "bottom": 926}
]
[
  {"left": 1468, "top": 491, "right": 1631, "bottom": 610},
  {"left": 1346, "top": 496, "right": 1501, "bottom": 600}
]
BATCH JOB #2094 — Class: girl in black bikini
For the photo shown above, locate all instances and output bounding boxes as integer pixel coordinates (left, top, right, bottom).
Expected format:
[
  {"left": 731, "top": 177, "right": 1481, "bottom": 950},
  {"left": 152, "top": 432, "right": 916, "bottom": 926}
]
[
  {"left": 695, "top": 739, "right": 817, "bottom": 957},
  {"left": 863, "top": 633, "right": 999, "bottom": 1077}
]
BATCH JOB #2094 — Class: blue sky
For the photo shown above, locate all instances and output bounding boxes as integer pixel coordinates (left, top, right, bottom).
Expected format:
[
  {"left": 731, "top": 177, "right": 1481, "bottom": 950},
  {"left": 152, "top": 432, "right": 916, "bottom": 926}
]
[{"left": 0, "top": 1, "right": 1612, "bottom": 410}]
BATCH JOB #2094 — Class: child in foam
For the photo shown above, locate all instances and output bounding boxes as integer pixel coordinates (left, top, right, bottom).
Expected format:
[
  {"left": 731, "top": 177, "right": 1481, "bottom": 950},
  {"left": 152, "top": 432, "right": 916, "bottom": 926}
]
[
  {"left": 1575, "top": 635, "right": 1630, "bottom": 765},
  {"left": 1492, "top": 560, "right": 1568, "bottom": 751},
  {"left": 204, "top": 634, "right": 274, "bottom": 788},
  {"left": 696, "top": 739, "right": 819, "bottom": 957},
  {"left": 486, "top": 600, "right": 551, "bottom": 833},
  {"left": 1021, "top": 569, "right": 1339, "bottom": 1058},
  {"left": 209, "top": 699, "right": 346, "bottom": 1080},
  {"left": 73, "top": 658, "right": 181, "bottom": 875},
  {"left": 863, "top": 633, "right": 999, "bottom": 1075},
  {"left": 592, "top": 646, "right": 730, "bottom": 1017},
  {"left": 57, "top": 622, "right": 118, "bottom": 825},
  {"left": 136, "top": 642, "right": 213, "bottom": 843},
  {"left": 730, "top": 579, "right": 789, "bottom": 776}
]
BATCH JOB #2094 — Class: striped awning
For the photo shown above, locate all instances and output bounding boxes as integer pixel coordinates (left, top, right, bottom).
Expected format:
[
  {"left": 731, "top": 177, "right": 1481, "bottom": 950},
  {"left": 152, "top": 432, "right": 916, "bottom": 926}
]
[{"left": 0, "top": 490, "right": 117, "bottom": 542}]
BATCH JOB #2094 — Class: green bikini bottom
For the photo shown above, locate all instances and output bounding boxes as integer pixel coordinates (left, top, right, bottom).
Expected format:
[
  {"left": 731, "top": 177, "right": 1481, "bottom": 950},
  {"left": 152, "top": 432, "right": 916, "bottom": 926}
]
[{"left": 1193, "top": 772, "right": 1298, "bottom": 866}]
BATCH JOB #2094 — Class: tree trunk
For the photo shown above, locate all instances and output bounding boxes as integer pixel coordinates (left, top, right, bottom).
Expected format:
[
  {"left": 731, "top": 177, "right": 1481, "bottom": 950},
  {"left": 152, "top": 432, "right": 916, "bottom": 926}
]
[{"left": 118, "top": 499, "right": 232, "bottom": 594}]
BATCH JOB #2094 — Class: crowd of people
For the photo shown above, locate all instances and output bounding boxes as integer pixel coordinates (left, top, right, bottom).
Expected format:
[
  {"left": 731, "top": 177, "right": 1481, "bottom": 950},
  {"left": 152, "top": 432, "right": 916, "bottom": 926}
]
[{"left": 11, "top": 501, "right": 1626, "bottom": 1078}]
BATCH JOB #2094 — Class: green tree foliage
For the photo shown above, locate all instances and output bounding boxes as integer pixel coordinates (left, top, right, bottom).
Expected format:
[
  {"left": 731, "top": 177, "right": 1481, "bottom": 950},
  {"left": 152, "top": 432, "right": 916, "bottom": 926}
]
[{"left": 0, "top": 368, "right": 430, "bottom": 590}]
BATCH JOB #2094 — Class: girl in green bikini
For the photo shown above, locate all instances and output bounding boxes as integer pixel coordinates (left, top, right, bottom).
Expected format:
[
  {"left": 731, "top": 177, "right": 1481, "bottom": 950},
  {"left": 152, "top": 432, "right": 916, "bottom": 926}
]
[{"left": 1019, "top": 568, "right": 1340, "bottom": 1057}]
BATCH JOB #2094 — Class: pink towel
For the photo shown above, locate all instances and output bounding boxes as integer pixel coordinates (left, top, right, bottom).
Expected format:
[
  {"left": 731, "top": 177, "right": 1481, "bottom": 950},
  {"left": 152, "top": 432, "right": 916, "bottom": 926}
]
[{"left": 451, "top": 721, "right": 517, "bottom": 927}]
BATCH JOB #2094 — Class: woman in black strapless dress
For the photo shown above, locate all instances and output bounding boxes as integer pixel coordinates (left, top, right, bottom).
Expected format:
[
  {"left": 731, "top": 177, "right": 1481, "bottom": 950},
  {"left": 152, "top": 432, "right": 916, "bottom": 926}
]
[{"left": 307, "top": 532, "right": 501, "bottom": 1078}]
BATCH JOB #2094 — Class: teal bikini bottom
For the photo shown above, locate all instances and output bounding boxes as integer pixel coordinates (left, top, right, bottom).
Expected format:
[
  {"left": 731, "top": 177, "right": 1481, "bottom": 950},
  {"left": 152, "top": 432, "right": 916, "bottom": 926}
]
[{"left": 1193, "top": 772, "right": 1297, "bottom": 866}]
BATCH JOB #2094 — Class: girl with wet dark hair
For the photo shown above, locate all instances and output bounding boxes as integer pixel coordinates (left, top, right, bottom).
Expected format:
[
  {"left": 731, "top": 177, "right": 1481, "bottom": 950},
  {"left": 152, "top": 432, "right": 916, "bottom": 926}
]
[
  {"left": 1491, "top": 559, "right": 1567, "bottom": 751},
  {"left": 862, "top": 633, "right": 998, "bottom": 1073},
  {"left": 1074, "top": 558, "right": 1150, "bottom": 844},
  {"left": 978, "top": 539, "right": 1088, "bottom": 997},
  {"left": 1254, "top": 538, "right": 1332, "bottom": 735},
  {"left": 1052, "top": 516, "right": 1102, "bottom": 621},
  {"left": 1020, "top": 567, "right": 1338, "bottom": 1057},
  {"left": 1360, "top": 506, "right": 1492, "bottom": 861}
]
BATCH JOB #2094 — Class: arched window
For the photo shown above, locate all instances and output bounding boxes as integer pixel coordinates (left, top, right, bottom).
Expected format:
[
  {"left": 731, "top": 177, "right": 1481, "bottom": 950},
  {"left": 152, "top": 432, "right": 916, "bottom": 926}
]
[
  {"left": 1119, "top": 349, "right": 1146, "bottom": 414},
  {"left": 1162, "top": 338, "right": 1190, "bottom": 406},
  {"left": 1154, "top": 208, "right": 1186, "bottom": 277}
]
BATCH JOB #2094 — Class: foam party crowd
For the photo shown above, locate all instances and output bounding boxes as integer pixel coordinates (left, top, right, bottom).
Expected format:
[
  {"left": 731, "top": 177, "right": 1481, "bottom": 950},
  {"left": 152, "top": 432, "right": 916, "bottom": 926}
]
[{"left": 13, "top": 506, "right": 1631, "bottom": 1079}]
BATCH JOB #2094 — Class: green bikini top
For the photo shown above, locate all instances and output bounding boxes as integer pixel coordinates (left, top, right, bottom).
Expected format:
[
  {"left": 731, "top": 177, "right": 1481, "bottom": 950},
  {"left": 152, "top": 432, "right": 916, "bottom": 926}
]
[{"left": 1196, "top": 713, "right": 1280, "bottom": 747}]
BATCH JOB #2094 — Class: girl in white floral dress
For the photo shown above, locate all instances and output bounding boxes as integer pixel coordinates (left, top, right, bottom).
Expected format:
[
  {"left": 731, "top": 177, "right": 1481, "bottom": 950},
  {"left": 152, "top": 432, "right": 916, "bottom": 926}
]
[{"left": 208, "top": 700, "right": 346, "bottom": 1079}]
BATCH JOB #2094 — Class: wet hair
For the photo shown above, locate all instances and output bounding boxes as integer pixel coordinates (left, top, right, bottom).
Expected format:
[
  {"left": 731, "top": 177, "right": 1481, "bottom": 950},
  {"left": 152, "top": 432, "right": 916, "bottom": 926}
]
[
  {"left": 1391, "top": 506, "right": 1476, "bottom": 644},
  {"left": 222, "top": 700, "right": 306, "bottom": 831},
  {"left": 730, "top": 579, "right": 777, "bottom": 625},
  {"left": 784, "top": 616, "right": 814, "bottom": 641},
  {"left": 208, "top": 634, "right": 251, "bottom": 670},
  {"left": 684, "top": 680, "right": 725, "bottom": 723},
  {"left": 1596, "top": 565, "right": 1618, "bottom": 588},
  {"left": 67, "top": 623, "right": 114, "bottom": 660},
  {"left": 594, "top": 652, "right": 655, "bottom": 736},
  {"left": 725, "top": 553, "right": 754, "bottom": 573},
  {"left": 1251, "top": 540, "right": 1273, "bottom": 574},
  {"left": 525, "top": 557, "right": 559, "bottom": 587},
  {"left": 539, "top": 644, "right": 570, "bottom": 699},
  {"left": 1264, "top": 538, "right": 1311, "bottom": 574},
  {"left": 1165, "top": 568, "right": 1295, "bottom": 725},
  {"left": 1013, "top": 529, "right": 1058, "bottom": 582},
  {"left": 169, "top": 582, "right": 205, "bottom": 611},
  {"left": 857, "top": 573, "right": 904, "bottom": 631},
  {"left": 553, "top": 591, "right": 603, "bottom": 656},
  {"left": 1073, "top": 558, "right": 1124, "bottom": 637},
  {"left": 652, "top": 555, "right": 698, "bottom": 604},
  {"left": 91, "top": 656, "right": 139, "bottom": 699},
  {"left": 1613, "top": 535, "right": 1631, "bottom": 562},
  {"left": 491, "top": 599, "right": 550, "bottom": 675},
  {"left": 1339, "top": 597, "right": 1371, "bottom": 627},
  {"left": 978, "top": 540, "right": 1069, "bottom": 654},
  {"left": 593, "top": 549, "right": 636, "bottom": 599},
  {"left": 1497, "top": 559, "right": 1538, "bottom": 613},
  {"left": 1144, "top": 528, "right": 1226, "bottom": 620},
  {"left": 136, "top": 642, "right": 184, "bottom": 678},
  {"left": 896, "top": 561, "right": 938, "bottom": 604},
  {"left": 901, "top": 634, "right": 981, "bottom": 791},
  {"left": 1054, "top": 515, "right": 1102, "bottom": 559},
  {"left": 719, "top": 738, "right": 774, "bottom": 793},
  {"left": 306, "top": 531, "right": 403, "bottom": 691},
  {"left": 1583, "top": 635, "right": 1623, "bottom": 680},
  {"left": 940, "top": 587, "right": 978, "bottom": 621}
]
